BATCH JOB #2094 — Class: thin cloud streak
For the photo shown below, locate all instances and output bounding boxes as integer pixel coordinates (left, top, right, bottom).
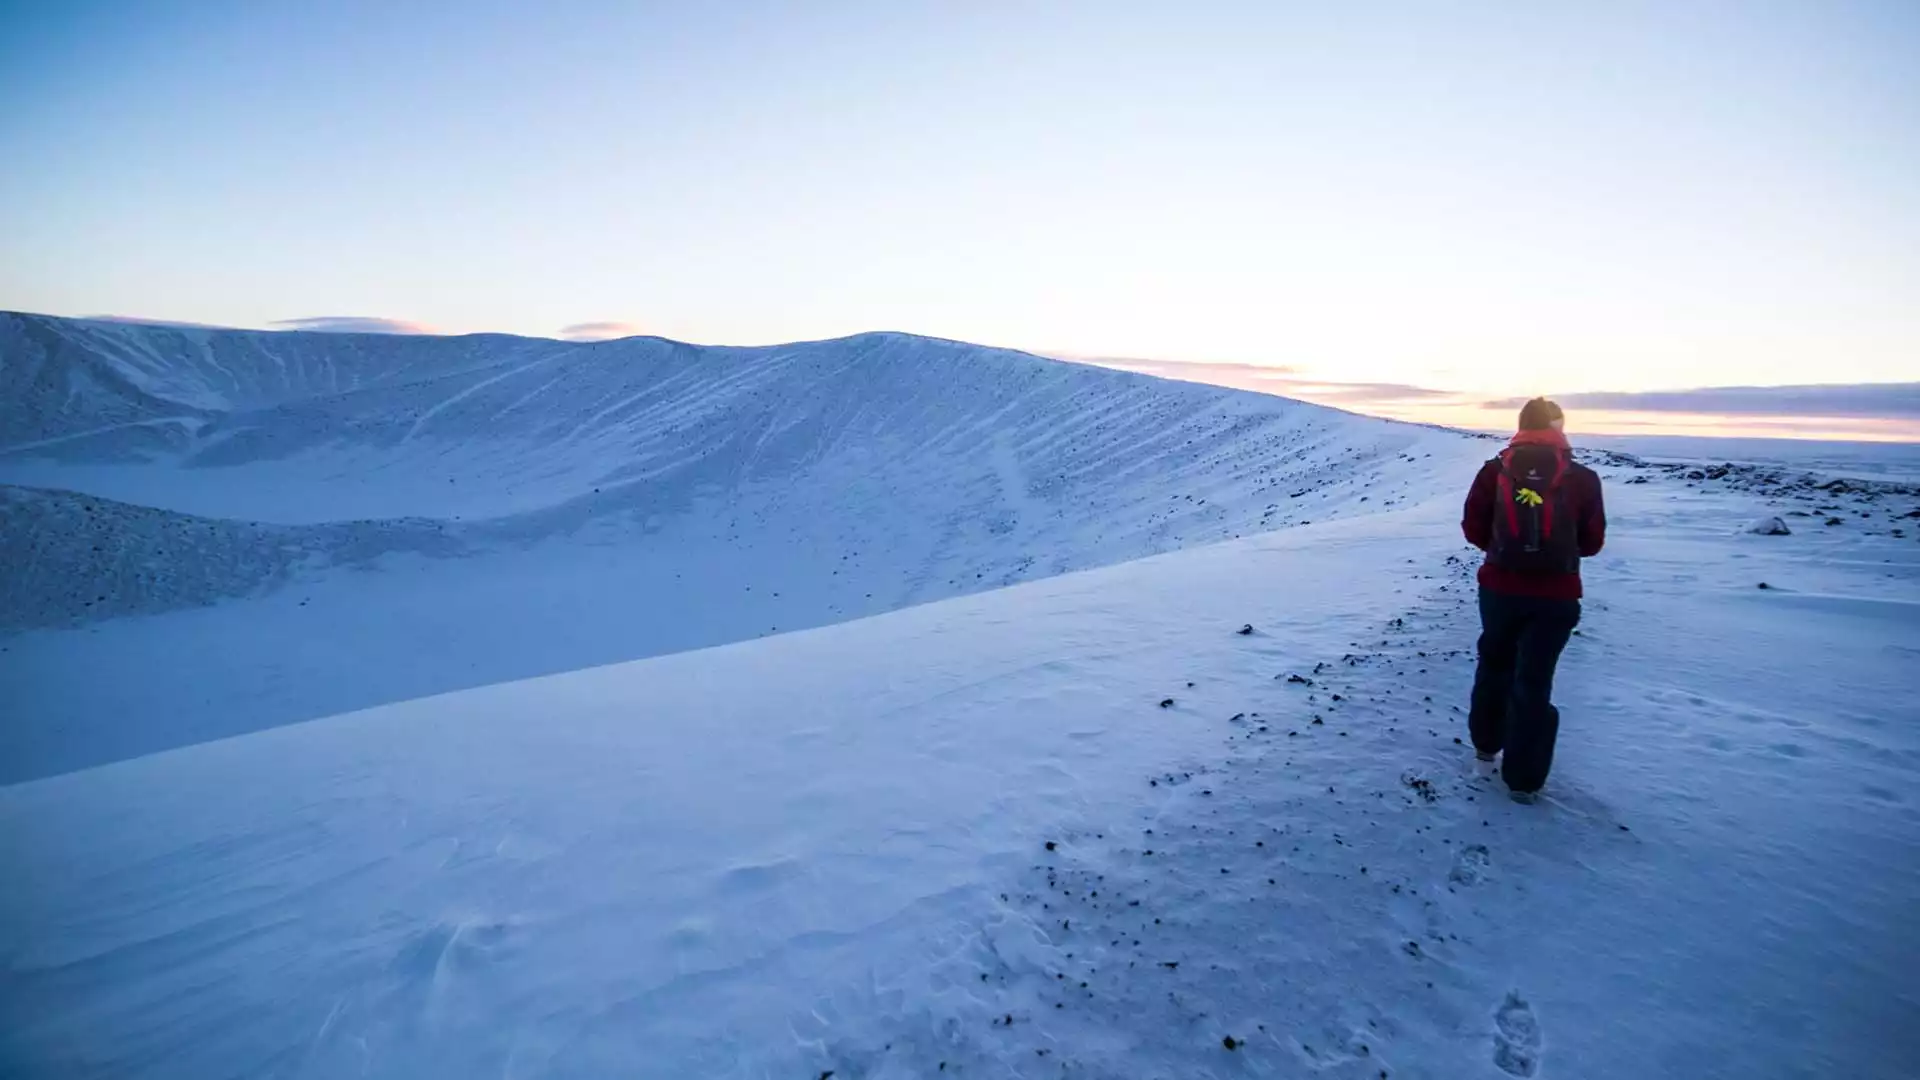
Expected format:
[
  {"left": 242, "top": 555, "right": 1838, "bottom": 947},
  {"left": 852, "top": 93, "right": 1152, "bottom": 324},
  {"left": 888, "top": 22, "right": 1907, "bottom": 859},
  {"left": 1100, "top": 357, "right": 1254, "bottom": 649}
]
[
  {"left": 1056, "top": 354, "right": 1296, "bottom": 379},
  {"left": 1073, "top": 355, "right": 1460, "bottom": 407},
  {"left": 559, "top": 321, "right": 643, "bottom": 341},
  {"left": 272, "top": 316, "right": 436, "bottom": 335},
  {"left": 1283, "top": 382, "right": 1455, "bottom": 403},
  {"left": 1487, "top": 384, "right": 1920, "bottom": 420},
  {"left": 84, "top": 314, "right": 235, "bottom": 330},
  {"left": 1077, "top": 354, "right": 1920, "bottom": 443}
]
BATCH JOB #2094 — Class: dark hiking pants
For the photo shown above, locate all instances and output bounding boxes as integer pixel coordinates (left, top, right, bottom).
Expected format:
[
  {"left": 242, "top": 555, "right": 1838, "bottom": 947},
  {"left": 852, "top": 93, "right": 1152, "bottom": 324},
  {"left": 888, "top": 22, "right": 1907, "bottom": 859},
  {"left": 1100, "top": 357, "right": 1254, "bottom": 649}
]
[{"left": 1469, "top": 586, "right": 1581, "bottom": 794}]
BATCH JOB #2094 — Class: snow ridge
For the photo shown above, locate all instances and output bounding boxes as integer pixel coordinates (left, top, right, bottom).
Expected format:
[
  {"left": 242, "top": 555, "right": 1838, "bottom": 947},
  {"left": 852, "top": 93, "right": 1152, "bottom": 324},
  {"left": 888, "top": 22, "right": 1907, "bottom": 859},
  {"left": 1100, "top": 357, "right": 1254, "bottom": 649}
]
[{"left": 1, "top": 312, "right": 1474, "bottom": 779}]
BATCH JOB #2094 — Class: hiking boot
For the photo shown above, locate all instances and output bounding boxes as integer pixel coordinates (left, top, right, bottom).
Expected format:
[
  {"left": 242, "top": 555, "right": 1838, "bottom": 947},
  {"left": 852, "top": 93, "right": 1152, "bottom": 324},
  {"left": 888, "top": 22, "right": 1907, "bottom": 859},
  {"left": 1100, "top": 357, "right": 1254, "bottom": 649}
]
[
  {"left": 1475, "top": 750, "right": 1498, "bottom": 763},
  {"left": 1509, "top": 789, "right": 1539, "bottom": 805}
]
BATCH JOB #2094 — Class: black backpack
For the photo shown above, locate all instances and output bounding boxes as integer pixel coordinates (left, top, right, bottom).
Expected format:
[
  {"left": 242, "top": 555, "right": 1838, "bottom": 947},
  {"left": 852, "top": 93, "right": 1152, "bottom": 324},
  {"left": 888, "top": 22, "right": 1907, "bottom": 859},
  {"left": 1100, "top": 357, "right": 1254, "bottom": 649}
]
[{"left": 1487, "top": 445, "right": 1580, "bottom": 574}]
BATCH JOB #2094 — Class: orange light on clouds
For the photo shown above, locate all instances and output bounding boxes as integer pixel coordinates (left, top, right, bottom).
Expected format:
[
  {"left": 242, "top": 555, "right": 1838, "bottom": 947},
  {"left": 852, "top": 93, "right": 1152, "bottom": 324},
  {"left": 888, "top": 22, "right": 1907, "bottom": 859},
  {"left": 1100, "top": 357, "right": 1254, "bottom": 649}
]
[{"left": 1080, "top": 356, "right": 1920, "bottom": 444}]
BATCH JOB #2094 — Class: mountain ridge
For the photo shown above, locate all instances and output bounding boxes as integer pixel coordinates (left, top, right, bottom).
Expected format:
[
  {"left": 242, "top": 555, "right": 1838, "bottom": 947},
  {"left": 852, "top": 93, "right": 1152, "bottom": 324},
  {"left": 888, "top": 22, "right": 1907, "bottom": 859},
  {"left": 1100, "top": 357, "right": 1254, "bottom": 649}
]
[{"left": 1, "top": 309, "right": 1479, "bottom": 779}]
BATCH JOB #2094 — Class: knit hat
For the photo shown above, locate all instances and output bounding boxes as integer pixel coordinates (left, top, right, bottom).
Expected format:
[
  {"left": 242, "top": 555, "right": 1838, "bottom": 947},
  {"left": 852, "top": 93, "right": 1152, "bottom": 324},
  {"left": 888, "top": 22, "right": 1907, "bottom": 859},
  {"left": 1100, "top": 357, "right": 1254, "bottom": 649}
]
[{"left": 1517, "top": 397, "right": 1564, "bottom": 431}]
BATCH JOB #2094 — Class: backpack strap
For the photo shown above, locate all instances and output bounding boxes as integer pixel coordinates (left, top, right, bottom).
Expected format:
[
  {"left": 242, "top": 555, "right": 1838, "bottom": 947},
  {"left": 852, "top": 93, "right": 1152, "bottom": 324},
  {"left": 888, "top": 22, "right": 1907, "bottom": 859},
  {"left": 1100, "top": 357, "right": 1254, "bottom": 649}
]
[
  {"left": 1543, "top": 449, "right": 1570, "bottom": 491},
  {"left": 1495, "top": 457, "right": 1520, "bottom": 536}
]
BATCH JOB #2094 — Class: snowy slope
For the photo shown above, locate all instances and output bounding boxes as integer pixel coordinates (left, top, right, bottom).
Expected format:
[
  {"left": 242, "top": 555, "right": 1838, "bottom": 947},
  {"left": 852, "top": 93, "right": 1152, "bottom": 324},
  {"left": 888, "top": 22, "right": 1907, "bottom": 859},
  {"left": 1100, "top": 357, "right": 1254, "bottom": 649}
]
[
  {"left": 1, "top": 312, "right": 1477, "bottom": 781},
  {"left": 2, "top": 311, "right": 1440, "bottom": 525},
  {"left": 2, "top": 453, "right": 1915, "bottom": 1080}
]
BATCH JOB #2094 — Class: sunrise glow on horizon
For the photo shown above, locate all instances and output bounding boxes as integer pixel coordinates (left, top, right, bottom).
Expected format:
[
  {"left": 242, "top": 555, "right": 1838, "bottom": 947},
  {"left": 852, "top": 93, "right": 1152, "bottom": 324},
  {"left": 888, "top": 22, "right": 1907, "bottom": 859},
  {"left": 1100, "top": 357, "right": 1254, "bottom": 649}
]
[{"left": 2, "top": 3, "right": 1916, "bottom": 439}]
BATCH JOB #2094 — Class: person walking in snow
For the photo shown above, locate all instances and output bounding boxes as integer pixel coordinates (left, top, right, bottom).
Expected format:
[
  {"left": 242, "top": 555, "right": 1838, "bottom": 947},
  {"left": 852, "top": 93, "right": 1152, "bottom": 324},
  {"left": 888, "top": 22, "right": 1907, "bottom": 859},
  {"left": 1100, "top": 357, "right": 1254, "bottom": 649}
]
[{"left": 1462, "top": 397, "right": 1606, "bottom": 803}]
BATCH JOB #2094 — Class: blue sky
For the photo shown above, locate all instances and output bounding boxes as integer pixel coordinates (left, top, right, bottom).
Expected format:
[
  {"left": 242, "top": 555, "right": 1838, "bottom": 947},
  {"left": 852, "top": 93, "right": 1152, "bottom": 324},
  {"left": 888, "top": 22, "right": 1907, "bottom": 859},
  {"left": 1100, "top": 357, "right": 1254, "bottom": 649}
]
[{"left": 2, "top": 1, "right": 1917, "bottom": 418}]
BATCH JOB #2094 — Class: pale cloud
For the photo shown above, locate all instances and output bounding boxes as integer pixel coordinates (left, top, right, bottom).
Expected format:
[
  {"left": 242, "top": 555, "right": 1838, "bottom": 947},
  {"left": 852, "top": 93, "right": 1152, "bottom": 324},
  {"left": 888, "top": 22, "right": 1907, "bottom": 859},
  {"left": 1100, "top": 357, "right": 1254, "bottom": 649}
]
[
  {"left": 1486, "top": 384, "right": 1920, "bottom": 420},
  {"left": 84, "top": 314, "right": 235, "bottom": 330},
  {"left": 1067, "top": 354, "right": 1920, "bottom": 441},
  {"left": 558, "top": 321, "right": 643, "bottom": 341},
  {"left": 1069, "top": 354, "right": 1457, "bottom": 408},
  {"left": 271, "top": 316, "right": 436, "bottom": 335},
  {"left": 1052, "top": 354, "right": 1297, "bottom": 380},
  {"left": 1278, "top": 381, "right": 1454, "bottom": 403}
]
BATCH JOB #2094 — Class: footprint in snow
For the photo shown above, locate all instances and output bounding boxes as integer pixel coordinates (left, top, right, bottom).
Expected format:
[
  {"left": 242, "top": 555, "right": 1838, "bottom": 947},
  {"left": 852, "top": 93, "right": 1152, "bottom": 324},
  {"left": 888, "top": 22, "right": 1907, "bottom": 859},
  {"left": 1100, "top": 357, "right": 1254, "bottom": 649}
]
[
  {"left": 1448, "top": 843, "right": 1490, "bottom": 886},
  {"left": 1492, "top": 991, "right": 1543, "bottom": 1077}
]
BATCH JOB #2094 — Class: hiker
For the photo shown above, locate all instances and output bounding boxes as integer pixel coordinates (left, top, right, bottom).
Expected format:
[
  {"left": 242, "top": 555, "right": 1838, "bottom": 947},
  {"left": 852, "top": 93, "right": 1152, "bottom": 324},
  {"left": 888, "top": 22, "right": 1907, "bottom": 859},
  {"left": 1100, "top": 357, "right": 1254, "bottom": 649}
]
[{"left": 1462, "top": 397, "right": 1606, "bottom": 803}]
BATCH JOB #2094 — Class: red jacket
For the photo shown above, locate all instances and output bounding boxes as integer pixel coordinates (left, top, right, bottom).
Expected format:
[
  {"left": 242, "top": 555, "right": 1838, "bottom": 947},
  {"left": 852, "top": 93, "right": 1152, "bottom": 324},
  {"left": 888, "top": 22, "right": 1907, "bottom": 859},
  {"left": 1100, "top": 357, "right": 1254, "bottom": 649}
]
[{"left": 1461, "top": 431, "right": 1606, "bottom": 600}]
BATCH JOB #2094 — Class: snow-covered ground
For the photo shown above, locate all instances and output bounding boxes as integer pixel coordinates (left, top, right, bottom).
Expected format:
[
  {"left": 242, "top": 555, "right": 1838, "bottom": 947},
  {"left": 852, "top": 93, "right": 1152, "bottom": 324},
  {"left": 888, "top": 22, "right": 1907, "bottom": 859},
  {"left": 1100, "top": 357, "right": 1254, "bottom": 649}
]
[
  {"left": 1581, "top": 433, "right": 1920, "bottom": 484},
  {"left": 1, "top": 313, "right": 1916, "bottom": 1078}
]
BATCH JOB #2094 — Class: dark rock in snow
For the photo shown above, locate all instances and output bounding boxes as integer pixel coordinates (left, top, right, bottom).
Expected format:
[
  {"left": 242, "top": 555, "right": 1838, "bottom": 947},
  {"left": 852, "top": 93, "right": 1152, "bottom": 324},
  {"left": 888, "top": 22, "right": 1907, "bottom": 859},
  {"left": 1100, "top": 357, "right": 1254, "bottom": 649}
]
[
  {"left": 1747, "top": 516, "right": 1791, "bottom": 536},
  {"left": 1236, "top": 623, "right": 1254, "bottom": 635},
  {"left": 1159, "top": 698, "right": 1175, "bottom": 708}
]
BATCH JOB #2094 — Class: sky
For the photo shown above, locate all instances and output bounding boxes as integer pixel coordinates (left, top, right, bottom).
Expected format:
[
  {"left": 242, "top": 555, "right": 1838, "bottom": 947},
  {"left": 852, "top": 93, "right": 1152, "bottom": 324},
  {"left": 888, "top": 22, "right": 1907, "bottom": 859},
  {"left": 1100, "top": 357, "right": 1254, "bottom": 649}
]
[{"left": 2, "top": 1, "right": 1917, "bottom": 437}]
